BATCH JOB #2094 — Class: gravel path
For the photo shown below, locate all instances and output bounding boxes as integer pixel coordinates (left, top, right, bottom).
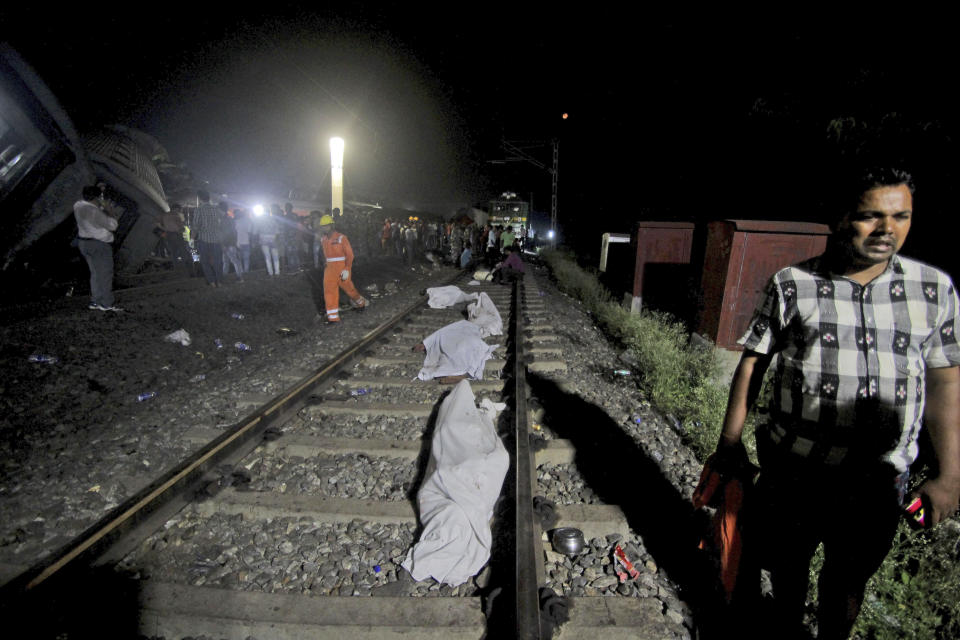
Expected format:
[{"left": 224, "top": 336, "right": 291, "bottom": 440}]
[
  {"left": 0, "top": 259, "right": 459, "bottom": 573},
  {"left": 2, "top": 259, "right": 705, "bottom": 639}
]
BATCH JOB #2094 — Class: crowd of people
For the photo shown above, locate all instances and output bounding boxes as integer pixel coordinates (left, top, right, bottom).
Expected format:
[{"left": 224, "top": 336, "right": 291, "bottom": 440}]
[
  {"left": 78, "top": 188, "right": 528, "bottom": 325},
  {"left": 377, "top": 217, "right": 531, "bottom": 272}
]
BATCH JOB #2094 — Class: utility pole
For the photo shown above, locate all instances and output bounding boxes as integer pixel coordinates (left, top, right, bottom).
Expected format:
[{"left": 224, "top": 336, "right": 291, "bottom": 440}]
[
  {"left": 550, "top": 140, "right": 558, "bottom": 245},
  {"left": 501, "top": 139, "right": 559, "bottom": 244}
]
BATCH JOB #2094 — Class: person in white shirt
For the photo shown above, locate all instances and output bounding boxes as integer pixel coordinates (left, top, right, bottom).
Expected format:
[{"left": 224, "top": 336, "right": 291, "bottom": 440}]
[{"left": 74, "top": 185, "right": 121, "bottom": 311}]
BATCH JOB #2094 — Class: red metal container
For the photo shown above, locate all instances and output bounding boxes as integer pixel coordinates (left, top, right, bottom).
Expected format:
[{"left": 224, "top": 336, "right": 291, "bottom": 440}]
[
  {"left": 697, "top": 220, "right": 831, "bottom": 349},
  {"left": 626, "top": 221, "right": 696, "bottom": 315}
]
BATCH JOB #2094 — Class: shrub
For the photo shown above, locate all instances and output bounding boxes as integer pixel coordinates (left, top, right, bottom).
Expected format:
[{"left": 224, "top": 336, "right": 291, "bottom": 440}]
[{"left": 541, "top": 250, "right": 730, "bottom": 460}]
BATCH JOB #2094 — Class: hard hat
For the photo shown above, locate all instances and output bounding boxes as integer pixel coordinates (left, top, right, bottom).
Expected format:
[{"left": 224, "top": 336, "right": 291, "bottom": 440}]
[{"left": 319, "top": 215, "right": 335, "bottom": 226}]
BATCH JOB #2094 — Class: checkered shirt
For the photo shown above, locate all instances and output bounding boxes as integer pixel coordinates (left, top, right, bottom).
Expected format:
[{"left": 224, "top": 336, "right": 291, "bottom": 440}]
[
  {"left": 740, "top": 254, "right": 960, "bottom": 472},
  {"left": 192, "top": 204, "right": 223, "bottom": 243}
]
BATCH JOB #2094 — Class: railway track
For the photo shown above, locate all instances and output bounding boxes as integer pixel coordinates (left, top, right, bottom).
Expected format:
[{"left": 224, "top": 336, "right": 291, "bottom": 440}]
[{"left": 2, "top": 269, "right": 694, "bottom": 639}]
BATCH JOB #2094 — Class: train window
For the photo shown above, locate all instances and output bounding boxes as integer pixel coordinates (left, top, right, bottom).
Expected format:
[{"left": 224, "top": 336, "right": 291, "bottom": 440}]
[{"left": 0, "top": 86, "right": 51, "bottom": 199}]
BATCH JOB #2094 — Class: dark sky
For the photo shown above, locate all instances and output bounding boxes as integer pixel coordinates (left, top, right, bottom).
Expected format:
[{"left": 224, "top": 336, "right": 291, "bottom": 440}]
[{"left": 4, "top": 8, "right": 959, "bottom": 252}]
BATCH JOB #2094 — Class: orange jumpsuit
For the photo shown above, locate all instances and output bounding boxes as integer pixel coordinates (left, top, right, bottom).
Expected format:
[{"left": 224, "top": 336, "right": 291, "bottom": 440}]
[{"left": 321, "top": 231, "right": 365, "bottom": 322}]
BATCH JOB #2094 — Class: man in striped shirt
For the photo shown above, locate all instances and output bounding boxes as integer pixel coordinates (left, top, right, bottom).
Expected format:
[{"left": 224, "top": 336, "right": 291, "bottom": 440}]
[
  {"left": 192, "top": 190, "right": 224, "bottom": 287},
  {"left": 717, "top": 167, "right": 960, "bottom": 639}
]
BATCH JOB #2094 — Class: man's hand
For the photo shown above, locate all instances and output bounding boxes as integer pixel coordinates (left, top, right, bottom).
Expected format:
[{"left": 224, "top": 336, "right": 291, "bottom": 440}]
[
  {"left": 916, "top": 476, "right": 960, "bottom": 526},
  {"left": 922, "top": 365, "right": 960, "bottom": 526},
  {"left": 340, "top": 269, "right": 349, "bottom": 281}
]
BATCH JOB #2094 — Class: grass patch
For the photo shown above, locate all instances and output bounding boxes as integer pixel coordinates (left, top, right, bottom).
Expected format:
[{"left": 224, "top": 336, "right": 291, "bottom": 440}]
[{"left": 541, "top": 249, "right": 735, "bottom": 459}]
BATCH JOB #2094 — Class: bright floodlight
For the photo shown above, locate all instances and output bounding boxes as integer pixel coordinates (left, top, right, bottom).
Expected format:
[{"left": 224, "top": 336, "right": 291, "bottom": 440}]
[
  {"left": 330, "top": 137, "right": 344, "bottom": 169},
  {"left": 330, "top": 137, "right": 344, "bottom": 215},
  {"left": 252, "top": 204, "right": 265, "bottom": 217},
  {"left": 547, "top": 230, "right": 555, "bottom": 239}
]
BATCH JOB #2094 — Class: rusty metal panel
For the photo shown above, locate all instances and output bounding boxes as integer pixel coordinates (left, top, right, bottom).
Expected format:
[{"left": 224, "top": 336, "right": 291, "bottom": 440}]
[
  {"left": 628, "top": 222, "right": 695, "bottom": 315},
  {"left": 698, "top": 220, "right": 830, "bottom": 348}
]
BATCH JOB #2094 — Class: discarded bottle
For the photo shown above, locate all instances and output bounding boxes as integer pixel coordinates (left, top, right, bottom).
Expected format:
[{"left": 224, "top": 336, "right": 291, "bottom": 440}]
[
  {"left": 231, "top": 313, "right": 245, "bottom": 320},
  {"left": 190, "top": 374, "right": 207, "bottom": 382},
  {"left": 631, "top": 414, "right": 643, "bottom": 425},
  {"left": 137, "top": 391, "right": 157, "bottom": 402},
  {"left": 613, "top": 369, "right": 632, "bottom": 376},
  {"left": 234, "top": 342, "right": 252, "bottom": 352},
  {"left": 28, "top": 354, "right": 59, "bottom": 364},
  {"left": 214, "top": 338, "right": 224, "bottom": 349},
  {"left": 350, "top": 388, "right": 370, "bottom": 397},
  {"left": 373, "top": 565, "right": 382, "bottom": 573}
]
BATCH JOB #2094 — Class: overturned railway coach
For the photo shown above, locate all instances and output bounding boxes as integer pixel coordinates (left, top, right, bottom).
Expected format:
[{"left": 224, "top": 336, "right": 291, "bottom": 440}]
[{"left": 0, "top": 45, "right": 169, "bottom": 287}]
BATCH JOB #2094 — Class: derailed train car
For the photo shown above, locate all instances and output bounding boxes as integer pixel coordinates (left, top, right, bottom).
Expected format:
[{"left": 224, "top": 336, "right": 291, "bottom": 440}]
[{"left": 0, "top": 45, "right": 168, "bottom": 291}]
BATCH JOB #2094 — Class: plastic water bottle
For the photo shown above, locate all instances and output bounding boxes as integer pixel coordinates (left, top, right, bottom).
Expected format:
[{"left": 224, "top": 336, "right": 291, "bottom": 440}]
[
  {"left": 214, "top": 338, "right": 223, "bottom": 349},
  {"left": 234, "top": 342, "right": 252, "bottom": 352},
  {"left": 137, "top": 391, "right": 157, "bottom": 402},
  {"left": 350, "top": 388, "right": 370, "bottom": 397},
  {"left": 613, "top": 369, "right": 632, "bottom": 376},
  {"left": 231, "top": 313, "right": 245, "bottom": 320},
  {"left": 28, "top": 354, "right": 59, "bottom": 364},
  {"left": 190, "top": 374, "right": 206, "bottom": 382}
]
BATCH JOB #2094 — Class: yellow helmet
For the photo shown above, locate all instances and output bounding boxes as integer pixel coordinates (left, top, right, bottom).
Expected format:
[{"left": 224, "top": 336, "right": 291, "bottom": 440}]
[{"left": 319, "top": 214, "right": 335, "bottom": 226}]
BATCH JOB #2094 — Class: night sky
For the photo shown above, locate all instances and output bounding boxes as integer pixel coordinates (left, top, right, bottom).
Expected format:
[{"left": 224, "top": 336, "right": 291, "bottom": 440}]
[{"left": 3, "top": 8, "right": 958, "bottom": 266}]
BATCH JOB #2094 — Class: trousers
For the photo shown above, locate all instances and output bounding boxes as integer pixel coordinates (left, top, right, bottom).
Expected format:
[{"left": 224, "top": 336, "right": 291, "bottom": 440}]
[
  {"left": 78, "top": 238, "right": 114, "bottom": 307},
  {"left": 323, "top": 265, "right": 363, "bottom": 322}
]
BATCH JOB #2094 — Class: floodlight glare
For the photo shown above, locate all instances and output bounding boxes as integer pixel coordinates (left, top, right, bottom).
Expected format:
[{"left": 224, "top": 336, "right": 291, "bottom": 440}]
[
  {"left": 330, "top": 137, "right": 344, "bottom": 170},
  {"left": 252, "top": 204, "right": 265, "bottom": 217},
  {"left": 547, "top": 230, "right": 555, "bottom": 239},
  {"left": 330, "top": 137, "right": 344, "bottom": 215}
]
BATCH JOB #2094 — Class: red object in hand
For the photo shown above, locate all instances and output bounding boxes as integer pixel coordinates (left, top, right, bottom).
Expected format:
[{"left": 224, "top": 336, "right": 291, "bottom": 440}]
[{"left": 904, "top": 495, "right": 930, "bottom": 529}]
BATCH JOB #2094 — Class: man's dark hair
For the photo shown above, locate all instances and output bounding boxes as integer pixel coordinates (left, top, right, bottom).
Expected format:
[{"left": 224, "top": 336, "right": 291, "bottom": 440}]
[
  {"left": 82, "top": 185, "right": 101, "bottom": 200},
  {"left": 852, "top": 167, "right": 915, "bottom": 199},
  {"left": 197, "top": 189, "right": 210, "bottom": 202},
  {"left": 217, "top": 201, "right": 229, "bottom": 212},
  {"left": 821, "top": 165, "right": 915, "bottom": 227}
]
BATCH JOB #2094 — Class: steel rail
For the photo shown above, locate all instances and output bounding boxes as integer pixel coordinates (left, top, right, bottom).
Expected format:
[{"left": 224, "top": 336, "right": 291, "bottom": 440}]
[
  {"left": 1, "top": 272, "right": 463, "bottom": 599},
  {"left": 513, "top": 277, "right": 542, "bottom": 638}
]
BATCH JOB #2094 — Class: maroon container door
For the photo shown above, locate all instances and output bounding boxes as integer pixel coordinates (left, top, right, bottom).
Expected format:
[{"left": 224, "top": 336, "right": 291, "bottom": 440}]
[
  {"left": 720, "top": 232, "right": 829, "bottom": 347},
  {"left": 698, "top": 221, "right": 830, "bottom": 349},
  {"left": 631, "top": 222, "right": 695, "bottom": 318}
]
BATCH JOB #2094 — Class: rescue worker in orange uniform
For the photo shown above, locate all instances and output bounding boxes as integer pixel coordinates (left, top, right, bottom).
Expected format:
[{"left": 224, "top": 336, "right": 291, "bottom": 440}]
[{"left": 318, "top": 213, "right": 367, "bottom": 323}]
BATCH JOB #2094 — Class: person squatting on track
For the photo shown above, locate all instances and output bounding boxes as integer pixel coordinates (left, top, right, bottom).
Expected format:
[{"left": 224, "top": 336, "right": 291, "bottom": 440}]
[
  {"left": 74, "top": 185, "right": 122, "bottom": 311},
  {"left": 317, "top": 211, "right": 367, "bottom": 324},
  {"left": 714, "top": 166, "right": 960, "bottom": 640},
  {"left": 492, "top": 244, "right": 524, "bottom": 284}
]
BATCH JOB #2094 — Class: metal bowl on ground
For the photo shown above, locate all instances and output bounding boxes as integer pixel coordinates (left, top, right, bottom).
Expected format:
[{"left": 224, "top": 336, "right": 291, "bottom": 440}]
[{"left": 551, "top": 527, "right": 585, "bottom": 556}]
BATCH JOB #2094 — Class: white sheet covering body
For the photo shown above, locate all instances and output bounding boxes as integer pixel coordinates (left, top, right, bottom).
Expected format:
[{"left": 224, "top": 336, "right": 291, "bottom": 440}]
[
  {"left": 426, "top": 285, "right": 478, "bottom": 309},
  {"left": 466, "top": 292, "right": 503, "bottom": 337},
  {"left": 401, "top": 380, "right": 509, "bottom": 585},
  {"left": 418, "top": 320, "right": 498, "bottom": 381}
]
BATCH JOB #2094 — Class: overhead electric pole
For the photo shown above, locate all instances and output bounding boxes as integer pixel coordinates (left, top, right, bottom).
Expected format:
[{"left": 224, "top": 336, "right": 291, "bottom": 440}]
[{"left": 501, "top": 139, "right": 559, "bottom": 244}]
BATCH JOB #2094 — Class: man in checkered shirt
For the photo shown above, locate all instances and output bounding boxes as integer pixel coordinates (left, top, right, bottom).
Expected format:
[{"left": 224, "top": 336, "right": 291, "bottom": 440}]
[{"left": 717, "top": 167, "right": 960, "bottom": 639}]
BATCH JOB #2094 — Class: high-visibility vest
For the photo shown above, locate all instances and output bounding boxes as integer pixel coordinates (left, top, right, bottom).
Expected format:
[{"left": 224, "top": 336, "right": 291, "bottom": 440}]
[{"left": 321, "top": 231, "right": 354, "bottom": 270}]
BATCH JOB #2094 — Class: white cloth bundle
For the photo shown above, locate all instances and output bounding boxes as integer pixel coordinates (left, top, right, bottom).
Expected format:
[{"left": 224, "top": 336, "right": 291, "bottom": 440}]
[
  {"left": 426, "top": 285, "right": 479, "bottom": 309},
  {"left": 418, "top": 320, "right": 498, "bottom": 381},
  {"left": 466, "top": 292, "right": 503, "bottom": 338},
  {"left": 401, "top": 380, "right": 509, "bottom": 585}
]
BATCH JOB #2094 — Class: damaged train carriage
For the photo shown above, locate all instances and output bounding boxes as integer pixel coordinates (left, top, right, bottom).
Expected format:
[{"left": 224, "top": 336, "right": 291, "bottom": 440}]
[{"left": 0, "top": 45, "right": 169, "bottom": 292}]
